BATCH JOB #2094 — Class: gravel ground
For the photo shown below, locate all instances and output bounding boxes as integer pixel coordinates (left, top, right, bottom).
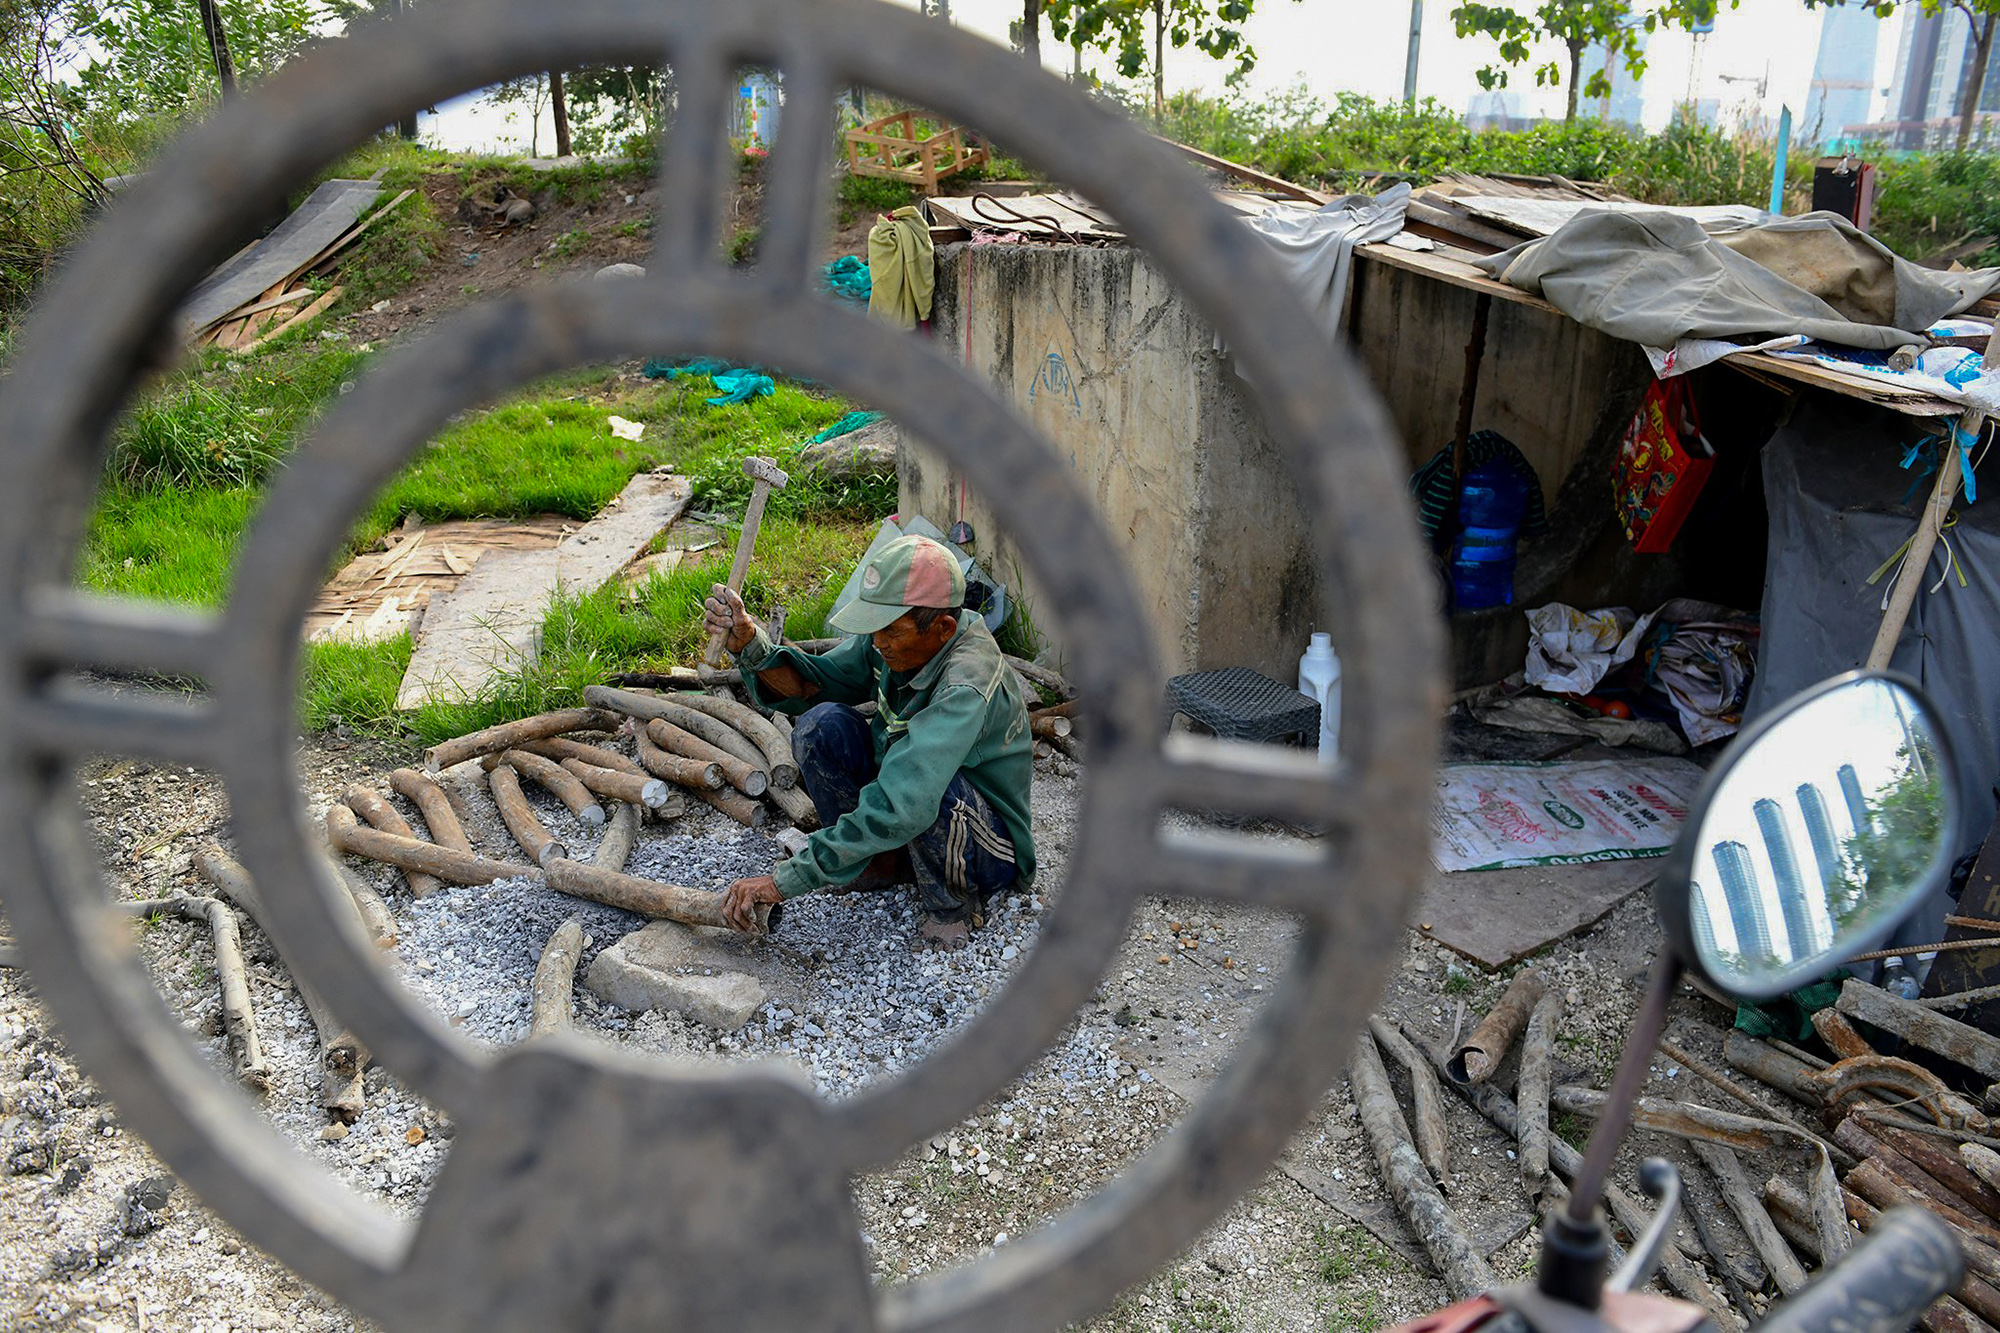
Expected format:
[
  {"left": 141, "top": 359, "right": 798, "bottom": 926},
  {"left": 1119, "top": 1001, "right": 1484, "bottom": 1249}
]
[{"left": 0, "top": 724, "right": 1806, "bottom": 1332}]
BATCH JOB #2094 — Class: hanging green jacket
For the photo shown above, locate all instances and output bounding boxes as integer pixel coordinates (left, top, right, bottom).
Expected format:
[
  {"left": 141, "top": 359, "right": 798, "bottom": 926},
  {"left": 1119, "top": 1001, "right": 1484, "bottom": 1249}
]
[
  {"left": 736, "top": 617, "right": 1035, "bottom": 898},
  {"left": 867, "top": 205, "right": 935, "bottom": 331}
]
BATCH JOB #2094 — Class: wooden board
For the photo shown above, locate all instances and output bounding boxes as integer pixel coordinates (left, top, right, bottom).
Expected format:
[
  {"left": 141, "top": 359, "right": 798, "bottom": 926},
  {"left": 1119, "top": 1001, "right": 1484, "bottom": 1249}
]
[
  {"left": 181, "top": 180, "right": 379, "bottom": 332},
  {"left": 1721, "top": 350, "right": 1959, "bottom": 417},
  {"left": 306, "top": 515, "right": 577, "bottom": 642},
  {"left": 1355, "top": 241, "right": 1559, "bottom": 315},
  {"left": 1414, "top": 859, "right": 1659, "bottom": 969},
  {"left": 394, "top": 472, "right": 691, "bottom": 710}
]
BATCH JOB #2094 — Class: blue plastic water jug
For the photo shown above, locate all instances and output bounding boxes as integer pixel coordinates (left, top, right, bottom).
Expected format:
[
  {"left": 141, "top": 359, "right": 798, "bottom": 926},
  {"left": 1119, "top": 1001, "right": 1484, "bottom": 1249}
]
[{"left": 1450, "top": 461, "right": 1529, "bottom": 611}]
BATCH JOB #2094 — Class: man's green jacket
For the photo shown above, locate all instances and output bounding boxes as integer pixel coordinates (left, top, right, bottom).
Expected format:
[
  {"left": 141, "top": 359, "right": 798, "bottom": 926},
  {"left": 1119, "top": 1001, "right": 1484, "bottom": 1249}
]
[{"left": 736, "top": 617, "right": 1036, "bottom": 899}]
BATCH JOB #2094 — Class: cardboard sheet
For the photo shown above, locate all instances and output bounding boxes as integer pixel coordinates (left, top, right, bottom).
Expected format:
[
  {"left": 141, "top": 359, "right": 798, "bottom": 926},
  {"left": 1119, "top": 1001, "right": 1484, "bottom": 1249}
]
[{"left": 1432, "top": 758, "right": 1706, "bottom": 872}]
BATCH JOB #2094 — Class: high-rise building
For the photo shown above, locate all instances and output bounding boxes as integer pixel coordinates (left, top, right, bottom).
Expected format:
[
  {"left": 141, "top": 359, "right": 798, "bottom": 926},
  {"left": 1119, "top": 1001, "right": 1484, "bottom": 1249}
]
[
  {"left": 1689, "top": 883, "right": 1724, "bottom": 963},
  {"left": 1880, "top": 5, "right": 2000, "bottom": 147},
  {"left": 1805, "top": 1, "right": 1883, "bottom": 146},
  {"left": 1756, "top": 798, "right": 1818, "bottom": 964},
  {"left": 1713, "top": 839, "right": 1775, "bottom": 964},
  {"left": 1795, "top": 782, "right": 1843, "bottom": 954},
  {"left": 1837, "top": 764, "right": 1870, "bottom": 835}
]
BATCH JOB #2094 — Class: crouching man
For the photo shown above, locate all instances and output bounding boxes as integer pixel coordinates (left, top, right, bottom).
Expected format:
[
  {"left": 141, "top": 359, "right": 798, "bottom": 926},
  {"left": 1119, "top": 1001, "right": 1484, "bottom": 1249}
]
[{"left": 711, "top": 535, "right": 1035, "bottom": 950}]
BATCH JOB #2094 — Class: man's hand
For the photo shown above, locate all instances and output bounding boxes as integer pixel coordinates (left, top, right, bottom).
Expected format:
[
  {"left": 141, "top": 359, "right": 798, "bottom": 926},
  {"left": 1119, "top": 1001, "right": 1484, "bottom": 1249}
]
[
  {"left": 722, "top": 874, "right": 783, "bottom": 932},
  {"left": 704, "top": 583, "right": 756, "bottom": 656}
]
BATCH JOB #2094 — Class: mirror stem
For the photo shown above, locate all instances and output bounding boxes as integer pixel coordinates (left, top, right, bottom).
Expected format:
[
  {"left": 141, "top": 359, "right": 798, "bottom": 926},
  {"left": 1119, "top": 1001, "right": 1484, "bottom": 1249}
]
[
  {"left": 1568, "top": 950, "right": 1683, "bottom": 1225},
  {"left": 1537, "top": 951, "right": 1683, "bottom": 1309}
]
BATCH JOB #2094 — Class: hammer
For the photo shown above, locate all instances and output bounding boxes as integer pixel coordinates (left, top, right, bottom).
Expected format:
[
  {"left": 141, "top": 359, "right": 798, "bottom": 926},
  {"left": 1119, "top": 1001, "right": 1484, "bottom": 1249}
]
[{"left": 704, "top": 455, "right": 790, "bottom": 665}]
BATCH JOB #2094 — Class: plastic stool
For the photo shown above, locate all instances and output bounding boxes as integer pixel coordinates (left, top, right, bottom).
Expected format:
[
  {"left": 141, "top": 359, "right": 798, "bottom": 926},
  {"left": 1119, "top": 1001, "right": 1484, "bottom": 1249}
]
[{"left": 1165, "top": 668, "right": 1320, "bottom": 745}]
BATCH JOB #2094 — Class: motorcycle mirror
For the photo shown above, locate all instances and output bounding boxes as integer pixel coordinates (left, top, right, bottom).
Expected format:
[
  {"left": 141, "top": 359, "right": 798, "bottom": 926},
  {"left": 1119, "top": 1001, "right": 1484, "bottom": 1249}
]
[{"left": 1655, "top": 670, "right": 1963, "bottom": 1002}]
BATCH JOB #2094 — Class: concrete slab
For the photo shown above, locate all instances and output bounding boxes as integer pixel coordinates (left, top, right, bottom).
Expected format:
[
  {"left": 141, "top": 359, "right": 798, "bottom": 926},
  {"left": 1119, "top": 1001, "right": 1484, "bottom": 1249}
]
[
  {"left": 395, "top": 471, "right": 690, "bottom": 709},
  {"left": 1414, "top": 859, "right": 1657, "bottom": 970}
]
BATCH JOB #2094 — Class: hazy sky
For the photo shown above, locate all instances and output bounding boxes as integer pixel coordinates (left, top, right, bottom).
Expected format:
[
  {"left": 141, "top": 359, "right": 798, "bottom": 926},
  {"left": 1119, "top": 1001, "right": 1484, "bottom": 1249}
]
[{"left": 429, "top": 1, "right": 1909, "bottom": 152}]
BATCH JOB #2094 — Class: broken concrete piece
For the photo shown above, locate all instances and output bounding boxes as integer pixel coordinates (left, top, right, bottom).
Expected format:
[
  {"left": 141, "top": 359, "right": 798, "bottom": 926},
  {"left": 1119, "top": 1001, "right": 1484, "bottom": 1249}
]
[
  {"left": 797, "top": 418, "right": 898, "bottom": 481},
  {"left": 584, "top": 931, "right": 768, "bottom": 1032},
  {"left": 581, "top": 919, "right": 796, "bottom": 1030}
]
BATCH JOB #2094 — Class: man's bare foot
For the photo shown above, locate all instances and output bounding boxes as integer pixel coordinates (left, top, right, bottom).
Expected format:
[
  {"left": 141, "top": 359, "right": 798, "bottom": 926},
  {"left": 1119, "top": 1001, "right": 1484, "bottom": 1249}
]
[{"left": 914, "top": 915, "right": 970, "bottom": 952}]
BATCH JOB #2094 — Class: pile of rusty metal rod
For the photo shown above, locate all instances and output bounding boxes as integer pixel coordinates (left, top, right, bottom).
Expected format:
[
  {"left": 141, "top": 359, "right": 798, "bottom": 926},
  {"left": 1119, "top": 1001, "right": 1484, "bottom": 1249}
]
[
  {"left": 606, "top": 645, "right": 1081, "bottom": 765},
  {"left": 1356, "top": 968, "right": 2000, "bottom": 1332}
]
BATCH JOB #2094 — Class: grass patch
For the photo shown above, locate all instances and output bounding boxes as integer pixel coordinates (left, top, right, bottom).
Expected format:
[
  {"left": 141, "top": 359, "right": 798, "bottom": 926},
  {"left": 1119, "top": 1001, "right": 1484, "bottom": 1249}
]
[
  {"left": 837, "top": 172, "right": 918, "bottom": 222},
  {"left": 80, "top": 484, "right": 263, "bottom": 607},
  {"left": 302, "top": 513, "right": 877, "bottom": 740}
]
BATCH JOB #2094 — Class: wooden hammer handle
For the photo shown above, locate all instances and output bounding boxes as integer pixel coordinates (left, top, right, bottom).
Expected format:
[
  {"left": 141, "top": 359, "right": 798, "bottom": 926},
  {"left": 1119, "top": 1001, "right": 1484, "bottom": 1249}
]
[{"left": 704, "top": 481, "right": 777, "bottom": 666}]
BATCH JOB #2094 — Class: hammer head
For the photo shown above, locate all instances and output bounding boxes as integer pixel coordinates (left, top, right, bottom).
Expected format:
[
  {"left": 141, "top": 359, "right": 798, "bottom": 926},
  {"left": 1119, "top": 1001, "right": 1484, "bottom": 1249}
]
[{"left": 742, "top": 456, "right": 789, "bottom": 490}]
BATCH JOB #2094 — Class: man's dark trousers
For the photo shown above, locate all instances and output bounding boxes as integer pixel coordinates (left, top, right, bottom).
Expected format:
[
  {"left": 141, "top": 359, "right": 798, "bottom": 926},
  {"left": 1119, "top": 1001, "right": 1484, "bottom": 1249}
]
[{"left": 791, "top": 702, "right": 1018, "bottom": 922}]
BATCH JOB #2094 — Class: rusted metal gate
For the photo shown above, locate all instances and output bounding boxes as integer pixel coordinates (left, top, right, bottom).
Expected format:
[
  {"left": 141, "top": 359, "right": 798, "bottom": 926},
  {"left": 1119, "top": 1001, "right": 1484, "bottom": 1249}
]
[{"left": 0, "top": 0, "right": 1441, "bottom": 1328}]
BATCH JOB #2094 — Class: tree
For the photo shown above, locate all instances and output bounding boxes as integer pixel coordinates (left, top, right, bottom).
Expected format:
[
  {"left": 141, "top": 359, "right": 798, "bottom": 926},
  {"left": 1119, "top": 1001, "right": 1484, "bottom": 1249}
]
[
  {"left": 1019, "top": 0, "right": 1042, "bottom": 63},
  {"left": 1451, "top": 0, "right": 1729, "bottom": 124},
  {"left": 71, "top": 0, "right": 324, "bottom": 118},
  {"left": 1045, "top": 0, "right": 1260, "bottom": 122}
]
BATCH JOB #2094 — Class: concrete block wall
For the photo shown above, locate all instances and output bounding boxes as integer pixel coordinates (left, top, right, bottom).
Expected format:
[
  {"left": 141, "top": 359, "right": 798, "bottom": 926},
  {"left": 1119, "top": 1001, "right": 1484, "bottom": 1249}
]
[{"left": 899, "top": 242, "right": 1320, "bottom": 682}]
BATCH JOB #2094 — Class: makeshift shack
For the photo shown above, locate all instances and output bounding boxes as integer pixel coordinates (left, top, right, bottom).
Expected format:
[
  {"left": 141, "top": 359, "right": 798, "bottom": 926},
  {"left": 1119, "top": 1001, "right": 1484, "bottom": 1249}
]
[{"left": 897, "top": 163, "right": 2000, "bottom": 859}]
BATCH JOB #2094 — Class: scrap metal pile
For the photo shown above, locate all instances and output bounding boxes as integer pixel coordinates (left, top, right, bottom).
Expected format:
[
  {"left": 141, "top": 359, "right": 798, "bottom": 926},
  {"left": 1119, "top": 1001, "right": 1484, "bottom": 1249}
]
[
  {"left": 1354, "top": 969, "right": 2000, "bottom": 1333},
  {"left": 125, "top": 651, "right": 1078, "bottom": 1126}
]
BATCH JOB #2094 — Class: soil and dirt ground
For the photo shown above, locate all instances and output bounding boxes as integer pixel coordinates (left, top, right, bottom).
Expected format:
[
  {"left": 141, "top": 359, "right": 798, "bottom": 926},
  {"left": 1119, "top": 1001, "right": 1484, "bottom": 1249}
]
[
  {"left": 0, "top": 161, "right": 1809, "bottom": 1332},
  {"left": 0, "top": 709, "right": 1818, "bottom": 1333}
]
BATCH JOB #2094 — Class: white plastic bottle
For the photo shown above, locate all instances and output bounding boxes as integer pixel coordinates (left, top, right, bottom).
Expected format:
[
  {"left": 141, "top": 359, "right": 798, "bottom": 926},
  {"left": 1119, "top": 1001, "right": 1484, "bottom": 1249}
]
[{"left": 1297, "top": 632, "right": 1341, "bottom": 765}]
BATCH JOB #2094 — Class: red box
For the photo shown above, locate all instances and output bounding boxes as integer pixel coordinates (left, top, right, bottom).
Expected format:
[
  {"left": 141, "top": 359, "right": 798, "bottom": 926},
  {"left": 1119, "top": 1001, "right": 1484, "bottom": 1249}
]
[{"left": 1613, "top": 376, "right": 1714, "bottom": 554}]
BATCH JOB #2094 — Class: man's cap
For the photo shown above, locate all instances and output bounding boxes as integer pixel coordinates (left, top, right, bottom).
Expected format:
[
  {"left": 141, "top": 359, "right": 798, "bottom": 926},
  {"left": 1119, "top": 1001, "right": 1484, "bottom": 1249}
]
[{"left": 828, "top": 534, "right": 965, "bottom": 635}]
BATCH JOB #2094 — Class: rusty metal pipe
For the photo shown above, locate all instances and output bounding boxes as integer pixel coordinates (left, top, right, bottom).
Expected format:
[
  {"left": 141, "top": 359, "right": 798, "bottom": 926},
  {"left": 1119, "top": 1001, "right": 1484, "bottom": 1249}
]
[
  {"left": 557, "top": 756, "right": 670, "bottom": 811},
  {"left": 423, "top": 707, "right": 622, "bottom": 772},
  {"left": 691, "top": 782, "right": 767, "bottom": 829},
  {"left": 1767, "top": 1177, "right": 2000, "bottom": 1327},
  {"left": 1551, "top": 1085, "right": 1785, "bottom": 1153},
  {"left": 486, "top": 763, "right": 567, "bottom": 867},
  {"left": 630, "top": 720, "right": 727, "bottom": 792},
  {"left": 388, "top": 767, "right": 473, "bottom": 855},
  {"left": 515, "top": 736, "right": 648, "bottom": 779},
  {"left": 342, "top": 783, "right": 442, "bottom": 899},
  {"left": 1838, "top": 1132, "right": 2000, "bottom": 1249},
  {"left": 592, "top": 800, "right": 640, "bottom": 873},
  {"left": 586, "top": 686, "right": 770, "bottom": 780},
  {"left": 324, "top": 803, "right": 537, "bottom": 885},
  {"left": 544, "top": 857, "right": 776, "bottom": 934},
  {"left": 645, "top": 718, "right": 767, "bottom": 797},
  {"left": 1839, "top": 978, "right": 2000, "bottom": 1083},
  {"left": 1872, "top": 1121, "right": 2000, "bottom": 1224},
  {"left": 485, "top": 749, "right": 606, "bottom": 827},
  {"left": 529, "top": 917, "right": 588, "bottom": 1037},
  {"left": 662, "top": 691, "right": 799, "bottom": 790},
  {"left": 1449, "top": 967, "right": 1545, "bottom": 1084},
  {"left": 1804, "top": 1054, "right": 1982, "bottom": 1131}
]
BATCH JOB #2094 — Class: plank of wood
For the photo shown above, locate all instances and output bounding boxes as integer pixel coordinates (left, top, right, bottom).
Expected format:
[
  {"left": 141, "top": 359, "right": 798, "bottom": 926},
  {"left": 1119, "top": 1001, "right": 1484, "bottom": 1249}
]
[
  {"left": 1723, "top": 351, "right": 1959, "bottom": 417},
  {"left": 181, "top": 179, "right": 379, "bottom": 331},
  {"left": 232, "top": 287, "right": 342, "bottom": 355},
  {"left": 298, "top": 187, "right": 416, "bottom": 284},
  {"left": 1153, "top": 135, "right": 1331, "bottom": 206},
  {"left": 202, "top": 285, "right": 314, "bottom": 331},
  {"left": 1355, "top": 241, "right": 1561, "bottom": 316}
]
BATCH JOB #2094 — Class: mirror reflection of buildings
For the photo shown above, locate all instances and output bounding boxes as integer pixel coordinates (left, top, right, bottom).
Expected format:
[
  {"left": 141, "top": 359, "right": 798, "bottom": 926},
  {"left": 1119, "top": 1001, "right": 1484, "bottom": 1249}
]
[{"left": 1691, "top": 763, "right": 1872, "bottom": 977}]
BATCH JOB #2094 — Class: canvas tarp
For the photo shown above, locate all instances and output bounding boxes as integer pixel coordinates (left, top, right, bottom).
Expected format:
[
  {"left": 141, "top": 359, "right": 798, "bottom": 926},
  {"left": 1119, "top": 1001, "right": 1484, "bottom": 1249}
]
[
  {"left": 1475, "top": 209, "right": 2000, "bottom": 353},
  {"left": 1747, "top": 396, "right": 1999, "bottom": 889}
]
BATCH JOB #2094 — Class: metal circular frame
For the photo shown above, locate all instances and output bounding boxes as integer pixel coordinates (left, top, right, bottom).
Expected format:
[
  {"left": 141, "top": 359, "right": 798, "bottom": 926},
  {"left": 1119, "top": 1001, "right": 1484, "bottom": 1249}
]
[{"left": 0, "top": 1, "right": 1442, "bottom": 1328}]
